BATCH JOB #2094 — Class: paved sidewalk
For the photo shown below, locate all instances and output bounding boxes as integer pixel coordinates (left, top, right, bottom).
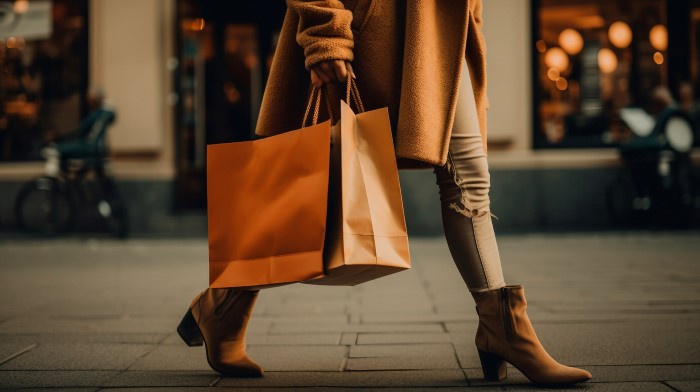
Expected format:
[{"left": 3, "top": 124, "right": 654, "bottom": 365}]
[{"left": 0, "top": 232, "right": 699, "bottom": 391}]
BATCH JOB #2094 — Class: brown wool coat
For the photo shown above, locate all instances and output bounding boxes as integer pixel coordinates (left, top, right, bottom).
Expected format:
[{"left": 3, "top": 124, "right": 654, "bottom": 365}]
[{"left": 255, "top": 0, "right": 489, "bottom": 169}]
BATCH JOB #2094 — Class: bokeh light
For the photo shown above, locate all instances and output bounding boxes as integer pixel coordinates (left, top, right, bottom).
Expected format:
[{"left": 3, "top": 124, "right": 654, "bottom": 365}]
[
  {"left": 649, "top": 25, "right": 668, "bottom": 51},
  {"left": 556, "top": 77, "right": 568, "bottom": 91},
  {"left": 653, "top": 51, "right": 664, "bottom": 65},
  {"left": 598, "top": 48, "right": 618, "bottom": 73},
  {"left": 544, "top": 47, "right": 569, "bottom": 72},
  {"left": 558, "top": 29, "right": 584, "bottom": 55},
  {"left": 609, "top": 21, "right": 633, "bottom": 49},
  {"left": 547, "top": 67, "right": 560, "bottom": 81},
  {"left": 13, "top": 0, "right": 29, "bottom": 14},
  {"left": 536, "top": 40, "right": 547, "bottom": 53}
]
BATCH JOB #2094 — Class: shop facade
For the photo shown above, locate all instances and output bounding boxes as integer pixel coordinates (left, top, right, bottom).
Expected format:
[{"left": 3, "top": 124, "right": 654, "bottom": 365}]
[{"left": 0, "top": 0, "right": 698, "bottom": 234}]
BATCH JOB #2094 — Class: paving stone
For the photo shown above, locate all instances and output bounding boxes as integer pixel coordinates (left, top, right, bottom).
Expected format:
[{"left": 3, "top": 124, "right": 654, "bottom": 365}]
[
  {"left": 571, "top": 382, "right": 675, "bottom": 391},
  {"left": 454, "top": 344, "right": 482, "bottom": 369},
  {"left": 102, "top": 389, "right": 480, "bottom": 392},
  {"left": 349, "top": 343, "right": 455, "bottom": 358},
  {"left": 269, "top": 322, "right": 444, "bottom": 334},
  {"left": 160, "top": 333, "right": 193, "bottom": 345},
  {"left": 346, "top": 354, "right": 460, "bottom": 371},
  {"left": 0, "top": 344, "right": 154, "bottom": 371},
  {"left": 261, "top": 302, "right": 349, "bottom": 316},
  {"left": 581, "top": 365, "right": 700, "bottom": 382},
  {"left": 94, "top": 389, "right": 213, "bottom": 392},
  {"left": 0, "top": 333, "right": 167, "bottom": 345},
  {"left": 126, "top": 345, "right": 210, "bottom": 371},
  {"left": 245, "top": 346, "right": 346, "bottom": 372},
  {"left": 251, "top": 315, "right": 350, "bottom": 324},
  {"left": 443, "top": 322, "right": 477, "bottom": 333},
  {"left": 216, "top": 369, "right": 468, "bottom": 387},
  {"left": 360, "top": 313, "right": 471, "bottom": 323},
  {"left": 466, "top": 379, "right": 675, "bottom": 391},
  {"left": 104, "top": 371, "right": 218, "bottom": 387},
  {"left": 356, "top": 333, "right": 451, "bottom": 345},
  {"left": 0, "top": 388, "right": 98, "bottom": 392},
  {"left": 246, "top": 333, "right": 340, "bottom": 346},
  {"left": 666, "top": 380, "right": 700, "bottom": 391},
  {"left": 339, "top": 333, "right": 357, "bottom": 346},
  {"left": 532, "top": 321, "right": 700, "bottom": 365},
  {"left": 0, "top": 317, "right": 178, "bottom": 334},
  {"left": 0, "top": 370, "right": 117, "bottom": 388},
  {"left": 0, "top": 343, "right": 35, "bottom": 364}
]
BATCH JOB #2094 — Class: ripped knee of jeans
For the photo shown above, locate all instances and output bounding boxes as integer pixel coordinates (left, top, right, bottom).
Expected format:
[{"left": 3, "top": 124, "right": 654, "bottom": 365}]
[
  {"left": 448, "top": 202, "right": 499, "bottom": 220},
  {"left": 444, "top": 152, "right": 498, "bottom": 221}
]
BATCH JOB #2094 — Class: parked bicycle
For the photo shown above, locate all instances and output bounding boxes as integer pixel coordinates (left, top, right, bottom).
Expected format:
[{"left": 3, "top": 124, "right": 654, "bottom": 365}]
[
  {"left": 607, "top": 107, "right": 700, "bottom": 228},
  {"left": 14, "top": 90, "right": 128, "bottom": 238}
]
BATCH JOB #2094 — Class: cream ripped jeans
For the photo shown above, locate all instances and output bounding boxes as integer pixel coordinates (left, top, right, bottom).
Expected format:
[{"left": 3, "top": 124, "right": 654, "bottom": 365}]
[{"left": 433, "top": 58, "right": 506, "bottom": 293}]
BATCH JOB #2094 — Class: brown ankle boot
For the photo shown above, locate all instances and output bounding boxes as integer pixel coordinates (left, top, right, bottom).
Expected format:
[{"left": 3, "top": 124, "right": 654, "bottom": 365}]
[
  {"left": 177, "top": 288, "right": 263, "bottom": 377},
  {"left": 471, "top": 285, "right": 591, "bottom": 385}
]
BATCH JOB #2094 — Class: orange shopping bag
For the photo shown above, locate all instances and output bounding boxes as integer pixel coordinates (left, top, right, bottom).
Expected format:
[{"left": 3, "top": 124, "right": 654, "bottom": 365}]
[
  {"left": 207, "top": 89, "right": 332, "bottom": 289},
  {"left": 305, "top": 78, "right": 411, "bottom": 286}
]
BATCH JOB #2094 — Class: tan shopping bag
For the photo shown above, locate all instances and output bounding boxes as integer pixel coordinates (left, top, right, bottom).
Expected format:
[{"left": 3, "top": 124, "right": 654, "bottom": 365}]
[
  {"left": 305, "top": 79, "right": 411, "bottom": 286},
  {"left": 207, "top": 90, "right": 332, "bottom": 289}
]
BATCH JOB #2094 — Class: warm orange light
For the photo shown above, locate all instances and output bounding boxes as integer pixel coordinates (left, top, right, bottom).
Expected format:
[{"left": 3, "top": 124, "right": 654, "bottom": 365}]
[
  {"left": 6, "top": 37, "right": 17, "bottom": 49},
  {"left": 609, "top": 21, "right": 633, "bottom": 49},
  {"left": 649, "top": 25, "right": 668, "bottom": 51},
  {"left": 536, "top": 40, "right": 547, "bottom": 53},
  {"left": 654, "top": 51, "right": 664, "bottom": 65},
  {"left": 544, "top": 47, "right": 569, "bottom": 72},
  {"left": 558, "top": 29, "right": 584, "bottom": 55},
  {"left": 13, "top": 0, "right": 29, "bottom": 14},
  {"left": 184, "top": 18, "right": 206, "bottom": 31},
  {"left": 194, "top": 18, "right": 205, "bottom": 31},
  {"left": 547, "top": 67, "right": 560, "bottom": 81},
  {"left": 16, "top": 37, "right": 25, "bottom": 50},
  {"left": 598, "top": 48, "right": 618, "bottom": 73},
  {"left": 556, "top": 77, "right": 568, "bottom": 91}
]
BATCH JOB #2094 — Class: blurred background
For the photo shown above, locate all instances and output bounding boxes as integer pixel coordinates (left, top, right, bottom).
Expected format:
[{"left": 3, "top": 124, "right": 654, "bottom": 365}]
[{"left": 0, "top": 0, "right": 699, "bottom": 237}]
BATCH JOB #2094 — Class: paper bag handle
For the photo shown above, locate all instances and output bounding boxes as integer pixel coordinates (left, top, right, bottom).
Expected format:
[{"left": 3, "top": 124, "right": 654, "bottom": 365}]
[
  {"left": 301, "top": 63, "right": 366, "bottom": 128},
  {"left": 345, "top": 71, "right": 365, "bottom": 113},
  {"left": 302, "top": 85, "right": 335, "bottom": 127}
]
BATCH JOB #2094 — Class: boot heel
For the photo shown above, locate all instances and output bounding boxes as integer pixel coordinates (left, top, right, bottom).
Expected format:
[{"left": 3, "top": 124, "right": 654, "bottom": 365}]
[
  {"left": 478, "top": 349, "right": 507, "bottom": 381},
  {"left": 177, "top": 308, "right": 204, "bottom": 347}
]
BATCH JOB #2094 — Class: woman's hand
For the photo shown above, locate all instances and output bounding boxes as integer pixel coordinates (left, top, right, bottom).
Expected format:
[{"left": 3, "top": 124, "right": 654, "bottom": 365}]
[{"left": 310, "top": 60, "right": 356, "bottom": 88}]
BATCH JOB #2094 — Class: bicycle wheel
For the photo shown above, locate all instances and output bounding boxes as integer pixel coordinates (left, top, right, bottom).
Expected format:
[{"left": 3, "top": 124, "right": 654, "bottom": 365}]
[
  {"left": 96, "top": 175, "right": 129, "bottom": 238},
  {"left": 689, "top": 174, "right": 700, "bottom": 228},
  {"left": 606, "top": 171, "right": 647, "bottom": 227},
  {"left": 14, "top": 176, "right": 76, "bottom": 235}
]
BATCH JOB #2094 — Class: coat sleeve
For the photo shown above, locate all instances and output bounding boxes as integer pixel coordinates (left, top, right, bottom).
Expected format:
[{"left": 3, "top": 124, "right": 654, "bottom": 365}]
[
  {"left": 286, "top": 0, "right": 354, "bottom": 69},
  {"left": 472, "top": 0, "right": 489, "bottom": 110},
  {"left": 472, "top": 0, "right": 483, "bottom": 32}
]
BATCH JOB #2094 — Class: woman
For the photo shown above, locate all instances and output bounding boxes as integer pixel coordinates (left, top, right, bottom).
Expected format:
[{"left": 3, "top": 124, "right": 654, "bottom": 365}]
[{"left": 177, "top": 0, "right": 593, "bottom": 385}]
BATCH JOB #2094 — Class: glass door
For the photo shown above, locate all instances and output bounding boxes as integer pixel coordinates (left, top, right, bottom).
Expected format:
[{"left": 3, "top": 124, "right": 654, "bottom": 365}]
[{"left": 173, "top": 0, "right": 285, "bottom": 209}]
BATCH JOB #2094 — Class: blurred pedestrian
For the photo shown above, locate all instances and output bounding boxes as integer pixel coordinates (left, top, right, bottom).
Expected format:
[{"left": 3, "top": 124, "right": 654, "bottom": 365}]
[{"left": 178, "top": 1, "right": 592, "bottom": 385}]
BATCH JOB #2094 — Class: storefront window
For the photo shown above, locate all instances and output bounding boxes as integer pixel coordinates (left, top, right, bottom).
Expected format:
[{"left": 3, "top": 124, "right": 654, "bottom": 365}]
[
  {"left": 688, "top": 0, "right": 700, "bottom": 133},
  {"left": 0, "top": 0, "right": 88, "bottom": 161},
  {"left": 173, "top": 0, "right": 285, "bottom": 209},
  {"left": 534, "top": 0, "right": 668, "bottom": 148}
]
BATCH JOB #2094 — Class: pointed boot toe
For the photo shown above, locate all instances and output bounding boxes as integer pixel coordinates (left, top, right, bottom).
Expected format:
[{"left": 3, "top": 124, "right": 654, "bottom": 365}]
[
  {"left": 532, "top": 364, "right": 592, "bottom": 385},
  {"left": 569, "top": 367, "right": 592, "bottom": 383},
  {"left": 213, "top": 355, "right": 264, "bottom": 378}
]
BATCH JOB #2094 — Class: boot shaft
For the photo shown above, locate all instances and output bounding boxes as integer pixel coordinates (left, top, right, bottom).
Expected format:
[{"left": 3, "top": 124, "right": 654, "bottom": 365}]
[
  {"left": 192, "top": 288, "right": 259, "bottom": 339},
  {"left": 472, "top": 285, "right": 525, "bottom": 350}
]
